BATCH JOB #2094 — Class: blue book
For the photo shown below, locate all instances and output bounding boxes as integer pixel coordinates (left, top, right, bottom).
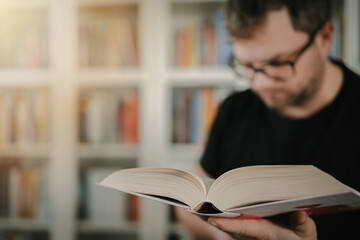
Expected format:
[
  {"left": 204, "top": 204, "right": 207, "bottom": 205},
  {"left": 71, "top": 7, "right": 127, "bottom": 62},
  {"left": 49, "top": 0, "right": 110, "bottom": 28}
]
[
  {"left": 213, "top": 9, "right": 233, "bottom": 65},
  {"left": 191, "top": 89, "right": 200, "bottom": 143}
]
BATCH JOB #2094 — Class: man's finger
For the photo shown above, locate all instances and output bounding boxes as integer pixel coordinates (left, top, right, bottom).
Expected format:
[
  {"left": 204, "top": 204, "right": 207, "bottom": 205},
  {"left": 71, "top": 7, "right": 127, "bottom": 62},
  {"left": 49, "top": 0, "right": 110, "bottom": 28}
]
[
  {"left": 208, "top": 217, "right": 276, "bottom": 239},
  {"left": 289, "top": 211, "right": 317, "bottom": 238}
]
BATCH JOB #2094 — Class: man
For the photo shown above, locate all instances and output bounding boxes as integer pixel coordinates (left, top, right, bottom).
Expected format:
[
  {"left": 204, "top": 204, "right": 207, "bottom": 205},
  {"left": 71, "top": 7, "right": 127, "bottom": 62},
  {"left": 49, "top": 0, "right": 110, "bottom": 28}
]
[{"left": 176, "top": 0, "right": 360, "bottom": 239}]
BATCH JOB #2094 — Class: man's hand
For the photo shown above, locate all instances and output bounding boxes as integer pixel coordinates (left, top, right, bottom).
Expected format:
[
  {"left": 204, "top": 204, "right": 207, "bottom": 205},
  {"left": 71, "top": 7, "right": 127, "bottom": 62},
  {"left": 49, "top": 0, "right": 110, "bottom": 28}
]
[{"left": 207, "top": 211, "right": 317, "bottom": 240}]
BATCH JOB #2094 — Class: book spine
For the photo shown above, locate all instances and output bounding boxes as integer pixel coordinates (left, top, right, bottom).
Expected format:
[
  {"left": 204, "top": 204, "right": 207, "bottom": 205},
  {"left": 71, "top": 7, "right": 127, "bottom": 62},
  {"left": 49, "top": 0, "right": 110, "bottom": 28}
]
[
  {"left": 128, "top": 195, "right": 140, "bottom": 222},
  {"left": 86, "top": 167, "right": 127, "bottom": 223},
  {"left": 214, "top": 9, "right": 233, "bottom": 65},
  {"left": 172, "top": 87, "right": 232, "bottom": 144},
  {"left": 79, "top": 12, "right": 138, "bottom": 68},
  {"left": 0, "top": 12, "right": 48, "bottom": 68},
  {"left": 191, "top": 89, "right": 199, "bottom": 143}
]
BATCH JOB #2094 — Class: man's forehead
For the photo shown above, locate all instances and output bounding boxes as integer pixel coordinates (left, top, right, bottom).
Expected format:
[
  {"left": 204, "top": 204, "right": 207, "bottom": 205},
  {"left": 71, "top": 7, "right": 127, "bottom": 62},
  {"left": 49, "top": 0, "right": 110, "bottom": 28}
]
[
  {"left": 232, "top": 39, "right": 296, "bottom": 64},
  {"left": 232, "top": 9, "right": 309, "bottom": 64}
]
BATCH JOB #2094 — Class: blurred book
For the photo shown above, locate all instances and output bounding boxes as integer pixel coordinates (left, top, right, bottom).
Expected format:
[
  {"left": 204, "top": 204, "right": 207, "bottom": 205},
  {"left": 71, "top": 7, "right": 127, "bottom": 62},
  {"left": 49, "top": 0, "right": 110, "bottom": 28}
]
[
  {"left": 79, "top": 88, "right": 138, "bottom": 144},
  {"left": 172, "top": 87, "right": 232, "bottom": 144},
  {"left": 85, "top": 167, "right": 128, "bottom": 223},
  {"left": 0, "top": 89, "right": 49, "bottom": 146},
  {"left": 0, "top": 9, "right": 48, "bottom": 68},
  {"left": 173, "top": 9, "right": 232, "bottom": 68},
  {"left": 0, "top": 161, "right": 50, "bottom": 220},
  {"left": 79, "top": 8, "right": 138, "bottom": 68}
]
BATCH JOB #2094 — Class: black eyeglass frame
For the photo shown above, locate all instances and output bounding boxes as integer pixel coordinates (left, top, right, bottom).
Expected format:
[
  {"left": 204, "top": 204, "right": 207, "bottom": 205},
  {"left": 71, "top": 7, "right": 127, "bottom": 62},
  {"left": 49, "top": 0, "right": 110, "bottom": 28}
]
[{"left": 229, "top": 24, "right": 323, "bottom": 80}]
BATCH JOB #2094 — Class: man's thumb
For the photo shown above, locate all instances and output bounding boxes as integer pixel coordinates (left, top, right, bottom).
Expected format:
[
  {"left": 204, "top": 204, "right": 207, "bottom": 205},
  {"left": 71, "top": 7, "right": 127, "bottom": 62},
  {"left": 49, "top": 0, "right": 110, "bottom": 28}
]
[{"left": 289, "top": 211, "right": 317, "bottom": 238}]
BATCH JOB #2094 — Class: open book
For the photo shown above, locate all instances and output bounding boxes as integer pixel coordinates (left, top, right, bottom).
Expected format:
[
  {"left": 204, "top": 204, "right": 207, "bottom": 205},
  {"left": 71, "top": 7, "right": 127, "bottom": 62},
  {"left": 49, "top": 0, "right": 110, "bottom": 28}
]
[{"left": 98, "top": 165, "right": 360, "bottom": 218}]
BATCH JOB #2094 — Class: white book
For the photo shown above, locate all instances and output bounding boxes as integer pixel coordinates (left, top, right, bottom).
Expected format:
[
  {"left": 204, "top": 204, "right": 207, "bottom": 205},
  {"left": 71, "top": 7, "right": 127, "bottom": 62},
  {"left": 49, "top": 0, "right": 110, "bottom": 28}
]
[
  {"left": 15, "top": 93, "right": 29, "bottom": 145},
  {"left": 103, "top": 92, "right": 118, "bottom": 143},
  {"left": 87, "top": 92, "right": 105, "bottom": 144},
  {"left": 9, "top": 166, "right": 20, "bottom": 219},
  {"left": 86, "top": 167, "right": 127, "bottom": 223},
  {"left": 35, "top": 90, "right": 49, "bottom": 143},
  {"left": 0, "top": 93, "right": 14, "bottom": 145},
  {"left": 0, "top": 93, "right": 6, "bottom": 145}
]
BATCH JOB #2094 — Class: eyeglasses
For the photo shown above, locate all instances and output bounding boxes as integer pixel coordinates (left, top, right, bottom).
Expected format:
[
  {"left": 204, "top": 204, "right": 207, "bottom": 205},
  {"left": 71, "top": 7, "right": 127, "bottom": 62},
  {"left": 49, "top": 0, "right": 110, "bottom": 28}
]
[{"left": 229, "top": 27, "right": 320, "bottom": 81}]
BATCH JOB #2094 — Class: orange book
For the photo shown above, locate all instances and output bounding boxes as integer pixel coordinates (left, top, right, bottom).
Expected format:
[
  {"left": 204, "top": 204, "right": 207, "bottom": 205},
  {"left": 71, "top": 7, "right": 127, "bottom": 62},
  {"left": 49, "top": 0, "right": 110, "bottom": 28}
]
[
  {"left": 122, "top": 90, "right": 138, "bottom": 143},
  {"left": 117, "top": 101, "right": 125, "bottom": 143},
  {"left": 183, "top": 27, "right": 191, "bottom": 67},
  {"left": 208, "top": 21, "right": 216, "bottom": 66},
  {"left": 203, "top": 88, "right": 216, "bottom": 138},
  {"left": 127, "top": 91, "right": 138, "bottom": 143},
  {"left": 175, "top": 29, "right": 184, "bottom": 66},
  {"left": 128, "top": 195, "right": 140, "bottom": 222},
  {"left": 27, "top": 168, "right": 39, "bottom": 219}
]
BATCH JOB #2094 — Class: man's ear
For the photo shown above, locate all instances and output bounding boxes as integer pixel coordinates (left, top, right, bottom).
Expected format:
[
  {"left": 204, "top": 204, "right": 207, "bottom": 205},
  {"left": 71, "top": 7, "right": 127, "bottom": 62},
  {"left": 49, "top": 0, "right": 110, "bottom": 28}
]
[{"left": 316, "top": 21, "right": 334, "bottom": 56}]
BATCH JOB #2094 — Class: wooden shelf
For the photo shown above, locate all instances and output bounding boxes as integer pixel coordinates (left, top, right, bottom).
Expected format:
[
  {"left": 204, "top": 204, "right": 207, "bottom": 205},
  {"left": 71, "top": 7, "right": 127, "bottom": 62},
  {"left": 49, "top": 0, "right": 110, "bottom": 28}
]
[
  {"left": 0, "top": 219, "right": 50, "bottom": 231},
  {"left": 77, "top": 0, "right": 139, "bottom": 7},
  {"left": 78, "top": 143, "right": 138, "bottom": 160},
  {"left": 0, "top": 144, "right": 50, "bottom": 159},
  {"left": 166, "top": 68, "right": 249, "bottom": 89},
  {"left": 78, "top": 69, "right": 144, "bottom": 87},
  {"left": 0, "top": 70, "right": 50, "bottom": 87},
  {"left": 0, "top": 0, "right": 48, "bottom": 9}
]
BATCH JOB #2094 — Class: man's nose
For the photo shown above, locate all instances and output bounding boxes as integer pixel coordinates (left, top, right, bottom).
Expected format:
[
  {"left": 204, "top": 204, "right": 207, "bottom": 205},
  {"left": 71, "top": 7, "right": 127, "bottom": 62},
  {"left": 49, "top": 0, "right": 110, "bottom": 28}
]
[{"left": 251, "top": 72, "right": 279, "bottom": 90}]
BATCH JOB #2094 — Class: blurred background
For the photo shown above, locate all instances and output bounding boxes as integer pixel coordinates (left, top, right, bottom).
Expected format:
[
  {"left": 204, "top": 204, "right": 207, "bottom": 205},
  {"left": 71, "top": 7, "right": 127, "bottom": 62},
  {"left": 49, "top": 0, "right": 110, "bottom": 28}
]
[{"left": 0, "top": 0, "right": 358, "bottom": 240}]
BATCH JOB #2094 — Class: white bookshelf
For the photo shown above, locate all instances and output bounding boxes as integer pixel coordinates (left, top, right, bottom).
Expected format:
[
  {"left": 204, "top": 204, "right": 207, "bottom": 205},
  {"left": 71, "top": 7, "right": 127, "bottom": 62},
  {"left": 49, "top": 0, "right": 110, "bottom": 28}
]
[
  {"left": 0, "top": 1, "right": 359, "bottom": 240},
  {"left": 0, "top": 144, "right": 50, "bottom": 159},
  {"left": 0, "top": 219, "right": 50, "bottom": 231},
  {"left": 0, "top": 0, "right": 48, "bottom": 9},
  {"left": 78, "top": 143, "right": 138, "bottom": 159},
  {"left": 344, "top": 0, "right": 360, "bottom": 73}
]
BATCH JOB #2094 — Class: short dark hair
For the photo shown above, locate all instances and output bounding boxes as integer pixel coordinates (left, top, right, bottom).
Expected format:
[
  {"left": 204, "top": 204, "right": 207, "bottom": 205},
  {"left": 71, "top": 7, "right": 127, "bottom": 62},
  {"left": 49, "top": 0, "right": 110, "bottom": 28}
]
[{"left": 225, "top": 0, "right": 331, "bottom": 39}]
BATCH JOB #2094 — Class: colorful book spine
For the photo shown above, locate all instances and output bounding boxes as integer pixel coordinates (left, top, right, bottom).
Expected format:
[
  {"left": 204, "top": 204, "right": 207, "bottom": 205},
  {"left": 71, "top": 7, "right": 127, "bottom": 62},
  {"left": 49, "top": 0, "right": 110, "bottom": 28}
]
[
  {"left": 173, "top": 9, "right": 233, "bottom": 67},
  {"left": 0, "top": 163, "right": 49, "bottom": 220},
  {"left": 79, "top": 13, "right": 139, "bottom": 68},
  {"left": 77, "top": 166, "right": 138, "bottom": 223},
  {"left": 172, "top": 87, "right": 232, "bottom": 144},
  {"left": 0, "top": 90, "right": 49, "bottom": 146},
  {"left": 0, "top": 10, "right": 48, "bottom": 68},
  {"left": 79, "top": 88, "right": 139, "bottom": 144},
  {"left": 85, "top": 167, "right": 127, "bottom": 223}
]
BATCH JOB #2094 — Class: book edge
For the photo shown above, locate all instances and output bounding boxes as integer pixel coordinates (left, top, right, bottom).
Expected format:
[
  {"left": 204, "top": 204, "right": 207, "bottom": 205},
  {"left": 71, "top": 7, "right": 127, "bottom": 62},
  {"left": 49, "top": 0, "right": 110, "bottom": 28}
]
[
  {"left": 96, "top": 182, "right": 189, "bottom": 209},
  {"left": 226, "top": 189, "right": 360, "bottom": 217}
]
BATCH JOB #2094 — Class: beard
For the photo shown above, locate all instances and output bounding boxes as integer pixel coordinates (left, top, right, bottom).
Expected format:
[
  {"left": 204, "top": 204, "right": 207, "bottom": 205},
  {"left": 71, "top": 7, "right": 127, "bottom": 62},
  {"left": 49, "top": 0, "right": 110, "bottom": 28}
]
[{"left": 255, "top": 56, "right": 325, "bottom": 110}]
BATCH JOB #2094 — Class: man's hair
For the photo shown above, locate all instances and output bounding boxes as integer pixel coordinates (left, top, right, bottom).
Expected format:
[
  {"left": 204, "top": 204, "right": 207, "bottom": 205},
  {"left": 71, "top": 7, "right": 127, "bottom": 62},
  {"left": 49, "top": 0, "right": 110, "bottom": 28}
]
[{"left": 225, "top": 0, "right": 331, "bottom": 39}]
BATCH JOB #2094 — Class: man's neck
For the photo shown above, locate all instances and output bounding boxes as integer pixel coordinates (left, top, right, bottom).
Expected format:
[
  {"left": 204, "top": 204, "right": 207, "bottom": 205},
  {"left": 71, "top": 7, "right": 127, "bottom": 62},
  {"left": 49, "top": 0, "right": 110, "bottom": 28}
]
[{"left": 277, "top": 60, "right": 344, "bottom": 119}]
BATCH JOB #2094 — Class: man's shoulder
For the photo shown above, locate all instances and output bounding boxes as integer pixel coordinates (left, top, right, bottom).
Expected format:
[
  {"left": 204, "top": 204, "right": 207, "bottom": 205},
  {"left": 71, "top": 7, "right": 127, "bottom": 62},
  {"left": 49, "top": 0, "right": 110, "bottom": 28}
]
[
  {"left": 339, "top": 60, "right": 360, "bottom": 86},
  {"left": 341, "top": 63, "right": 360, "bottom": 102}
]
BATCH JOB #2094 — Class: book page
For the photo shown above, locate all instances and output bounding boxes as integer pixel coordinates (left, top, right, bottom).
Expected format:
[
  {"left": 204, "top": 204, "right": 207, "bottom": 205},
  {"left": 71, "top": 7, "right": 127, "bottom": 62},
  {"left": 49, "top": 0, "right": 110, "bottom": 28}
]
[
  {"left": 99, "top": 168, "right": 209, "bottom": 208},
  {"left": 207, "top": 165, "right": 350, "bottom": 211},
  {"left": 196, "top": 175, "right": 215, "bottom": 194}
]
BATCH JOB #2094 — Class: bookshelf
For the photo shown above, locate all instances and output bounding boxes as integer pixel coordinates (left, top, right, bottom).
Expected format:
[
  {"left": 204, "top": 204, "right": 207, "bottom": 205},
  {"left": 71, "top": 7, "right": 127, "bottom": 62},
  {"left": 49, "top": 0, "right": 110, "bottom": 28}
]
[
  {"left": 343, "top": 0, "right": 360, "bottom": 73},
  {"left": 0, "top": 0, "right": 359, "bottom": 240},
  {"left": 0, "top": 1, "right": 52, "bottom": 240}
]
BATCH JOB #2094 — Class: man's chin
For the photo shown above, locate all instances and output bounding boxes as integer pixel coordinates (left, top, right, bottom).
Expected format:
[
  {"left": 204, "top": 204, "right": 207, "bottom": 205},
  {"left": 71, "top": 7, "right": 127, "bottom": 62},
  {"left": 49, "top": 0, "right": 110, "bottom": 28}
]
[{"left": 262, "top": 98, "right": 289, "bottom": 110}]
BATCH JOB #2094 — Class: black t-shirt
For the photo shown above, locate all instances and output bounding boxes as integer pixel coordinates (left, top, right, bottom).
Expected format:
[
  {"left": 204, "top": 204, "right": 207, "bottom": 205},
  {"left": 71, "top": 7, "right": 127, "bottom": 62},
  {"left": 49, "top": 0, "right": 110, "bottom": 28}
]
[{"left": 200, "top": 62, "right": 360, "bottom": 239}]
